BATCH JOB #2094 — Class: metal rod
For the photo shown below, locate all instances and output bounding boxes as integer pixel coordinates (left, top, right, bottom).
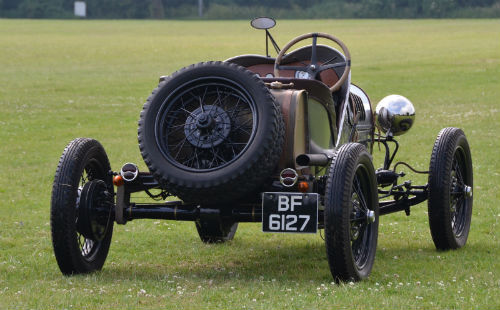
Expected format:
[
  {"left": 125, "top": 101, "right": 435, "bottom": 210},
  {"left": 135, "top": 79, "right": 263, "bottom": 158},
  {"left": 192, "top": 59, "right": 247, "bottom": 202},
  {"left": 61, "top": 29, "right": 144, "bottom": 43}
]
[
  {"left": 375, "top": 136, "right": 399, "bottom": 170},
  {"left": 127, "top": 204, "right": 199, "bottom": 221},
  {"left": 123, "top": 172, "right": 159, "bottom": 193},
  {"left": 265, "top": 29, "right": 270, "bottom": 57},
  {"left": 126, "top": 203, "right": 266, "bottom": 223},
  {"left": 379, "top": 194, "right": 427, "bottom": 216}
]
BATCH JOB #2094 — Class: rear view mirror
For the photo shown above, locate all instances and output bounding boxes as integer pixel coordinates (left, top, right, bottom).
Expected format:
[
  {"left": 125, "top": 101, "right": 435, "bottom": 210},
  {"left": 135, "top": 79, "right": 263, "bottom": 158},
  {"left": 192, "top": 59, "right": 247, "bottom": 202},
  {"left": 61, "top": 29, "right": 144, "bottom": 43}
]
[{"left": 251, "top": 17, "right": 276, "bottom": 30}]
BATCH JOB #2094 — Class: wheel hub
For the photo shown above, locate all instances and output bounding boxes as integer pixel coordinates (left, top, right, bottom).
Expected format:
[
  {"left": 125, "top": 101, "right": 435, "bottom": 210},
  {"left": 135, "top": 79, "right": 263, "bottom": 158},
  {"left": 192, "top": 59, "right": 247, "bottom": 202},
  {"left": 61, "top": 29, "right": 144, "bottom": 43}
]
[
  {"left": 464, "top": 185, "right": 472, "bottom": 198},
  {"left": 366, "top": 210, "right": 376, "bottom": 223},
  {"left": 77, "top": 180, "right": 112, "bottom": 241},
  {"left": 184, "top": 105, "right": 231, "bottom": 149},
  {"left": 196, "top": 113, "right": 214, "bottom": 129}
]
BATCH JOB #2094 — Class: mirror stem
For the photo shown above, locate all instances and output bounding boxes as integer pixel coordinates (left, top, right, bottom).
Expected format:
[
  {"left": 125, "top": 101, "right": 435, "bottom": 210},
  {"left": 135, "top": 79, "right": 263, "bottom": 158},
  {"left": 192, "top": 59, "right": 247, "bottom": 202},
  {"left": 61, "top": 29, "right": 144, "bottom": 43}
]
[{"left": 265, "top": 30, "right": 270, "bottom": 57}]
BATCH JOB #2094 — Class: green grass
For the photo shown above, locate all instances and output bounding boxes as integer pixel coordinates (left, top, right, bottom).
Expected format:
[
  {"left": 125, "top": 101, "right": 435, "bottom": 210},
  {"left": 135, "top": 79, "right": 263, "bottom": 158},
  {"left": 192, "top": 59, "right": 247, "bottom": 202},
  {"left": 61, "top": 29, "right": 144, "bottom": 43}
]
[{"left": 0, "top": 18, "right": 499, "bottom": 309}]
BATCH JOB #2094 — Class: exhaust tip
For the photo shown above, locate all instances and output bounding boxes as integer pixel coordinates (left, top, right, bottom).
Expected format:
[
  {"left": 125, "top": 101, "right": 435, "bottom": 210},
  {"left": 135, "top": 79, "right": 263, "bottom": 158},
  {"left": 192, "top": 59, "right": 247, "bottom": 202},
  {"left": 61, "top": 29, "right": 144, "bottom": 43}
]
[
  {"left": 120, "top": 163, "right": 139, "bottom": 182},
  {"left": 296, "top": 153, "right": 330, "bottom": 167},
  {"left": 296, "top": 154, "right": 310, "bottom": 166}
]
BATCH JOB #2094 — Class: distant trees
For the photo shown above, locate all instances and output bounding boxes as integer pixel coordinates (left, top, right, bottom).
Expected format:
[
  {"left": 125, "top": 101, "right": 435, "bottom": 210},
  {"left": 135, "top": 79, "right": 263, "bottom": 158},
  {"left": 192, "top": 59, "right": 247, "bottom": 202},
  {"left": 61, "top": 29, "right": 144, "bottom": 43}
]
[{"left": 1, "top": 0, "right": 499, "bottom": 18}]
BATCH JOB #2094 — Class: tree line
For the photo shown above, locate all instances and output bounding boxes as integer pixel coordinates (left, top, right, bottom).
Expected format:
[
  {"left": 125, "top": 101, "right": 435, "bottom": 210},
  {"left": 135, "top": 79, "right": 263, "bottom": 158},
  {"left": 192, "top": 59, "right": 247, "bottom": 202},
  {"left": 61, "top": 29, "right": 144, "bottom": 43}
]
[{"left": 1, "top": 0, "right": 499, "bottom": 19}]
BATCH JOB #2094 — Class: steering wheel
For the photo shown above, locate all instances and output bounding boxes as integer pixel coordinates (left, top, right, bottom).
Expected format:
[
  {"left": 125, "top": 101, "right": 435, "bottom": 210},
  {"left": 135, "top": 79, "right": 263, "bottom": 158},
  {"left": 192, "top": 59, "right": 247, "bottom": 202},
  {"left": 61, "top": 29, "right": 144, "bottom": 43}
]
[{"left": 274, "top": 32, "right": 351, "bottom": 92}]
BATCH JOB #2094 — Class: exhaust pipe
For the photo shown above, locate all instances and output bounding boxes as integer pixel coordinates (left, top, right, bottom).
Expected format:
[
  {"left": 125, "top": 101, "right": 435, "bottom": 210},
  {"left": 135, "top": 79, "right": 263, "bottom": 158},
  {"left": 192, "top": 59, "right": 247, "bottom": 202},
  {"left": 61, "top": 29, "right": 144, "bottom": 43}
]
[
  {"left": 296, "top": 153, "right": 330, "bottom": 167},
  {"left": 120, "top": 163, "right": 139, "bottom": 182}
]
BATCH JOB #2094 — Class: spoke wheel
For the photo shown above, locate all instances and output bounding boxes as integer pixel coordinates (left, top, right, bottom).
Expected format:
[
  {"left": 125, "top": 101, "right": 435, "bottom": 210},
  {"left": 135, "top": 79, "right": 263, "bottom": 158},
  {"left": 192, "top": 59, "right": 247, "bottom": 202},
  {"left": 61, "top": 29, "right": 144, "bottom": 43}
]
[
  {"left": 156, "top": 79, "right": 256, "bottom": 171},
  {"left": 428, "top": 127, "right": 473, "bottom": 250},
  {"left": 51, "top": 138, "right": 114, "bottom": 275},
  {"left": 139, "top": 62, "right": 284, "bottom": 204},
  {"left": 324, "top": 143, "right": 378, "bottom": 282}
]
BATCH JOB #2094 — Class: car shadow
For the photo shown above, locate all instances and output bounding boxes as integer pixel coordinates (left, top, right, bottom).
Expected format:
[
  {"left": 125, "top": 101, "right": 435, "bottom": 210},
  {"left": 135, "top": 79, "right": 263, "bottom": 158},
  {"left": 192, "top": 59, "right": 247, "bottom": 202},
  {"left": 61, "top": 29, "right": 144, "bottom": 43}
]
[
  {"left": 99, "top": 229, "right": 492, "bottom": 283},
  {"left": 104, "top": 236, "right": 332, "bottom": 282}
]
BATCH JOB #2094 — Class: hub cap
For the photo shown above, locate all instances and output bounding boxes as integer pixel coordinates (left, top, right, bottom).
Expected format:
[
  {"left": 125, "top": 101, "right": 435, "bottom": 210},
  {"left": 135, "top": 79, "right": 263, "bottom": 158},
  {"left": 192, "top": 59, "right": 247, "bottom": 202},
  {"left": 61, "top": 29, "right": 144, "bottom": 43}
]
[{"left": 184, "top": 105, "right": 231, "bottom": 149}]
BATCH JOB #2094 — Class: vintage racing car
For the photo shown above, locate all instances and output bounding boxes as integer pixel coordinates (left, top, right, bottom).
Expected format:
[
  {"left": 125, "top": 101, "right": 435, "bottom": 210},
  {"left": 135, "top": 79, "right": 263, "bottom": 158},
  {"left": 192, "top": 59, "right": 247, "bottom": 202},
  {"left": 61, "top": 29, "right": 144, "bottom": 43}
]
[{"left": 50, "top": 17, "right": 473, "bottom": 282}]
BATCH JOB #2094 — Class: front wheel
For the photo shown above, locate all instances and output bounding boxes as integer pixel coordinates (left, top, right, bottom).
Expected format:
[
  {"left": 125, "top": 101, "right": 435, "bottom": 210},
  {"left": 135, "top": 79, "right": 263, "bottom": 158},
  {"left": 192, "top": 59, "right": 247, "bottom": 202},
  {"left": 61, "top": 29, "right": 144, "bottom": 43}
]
[
  {"left": 51, "top": 138, "right": 114, "bottom": 275},
  {"left": 428, "top": 127, "right": 473, "bottom": 250},
  {"left": 324, "top": 143, "right": 379, "bottom": 282}
]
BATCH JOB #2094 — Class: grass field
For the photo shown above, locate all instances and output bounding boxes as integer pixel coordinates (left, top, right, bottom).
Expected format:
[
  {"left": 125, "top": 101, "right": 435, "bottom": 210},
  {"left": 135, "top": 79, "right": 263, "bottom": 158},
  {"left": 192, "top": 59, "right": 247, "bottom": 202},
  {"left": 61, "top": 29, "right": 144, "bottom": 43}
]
[{"left": 0, "top": 18, "right": 499, "bottom": 309}]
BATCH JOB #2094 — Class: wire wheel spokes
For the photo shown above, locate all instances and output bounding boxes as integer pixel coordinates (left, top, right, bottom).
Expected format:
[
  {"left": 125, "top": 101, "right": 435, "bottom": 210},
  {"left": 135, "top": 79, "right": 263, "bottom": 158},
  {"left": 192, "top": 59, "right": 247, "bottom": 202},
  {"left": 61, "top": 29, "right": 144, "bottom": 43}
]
[
  {"left": 78, "top": 235, "right": 94, "bottom": 257},
  {"left": 156, "top": 79, "right": 256, "bottom": 171},
  {"left": 350, "top": 166, "right": 374, "bottom": 269},
  {"left": 450, "top": 149, "right": 469, "bottom": 237}
]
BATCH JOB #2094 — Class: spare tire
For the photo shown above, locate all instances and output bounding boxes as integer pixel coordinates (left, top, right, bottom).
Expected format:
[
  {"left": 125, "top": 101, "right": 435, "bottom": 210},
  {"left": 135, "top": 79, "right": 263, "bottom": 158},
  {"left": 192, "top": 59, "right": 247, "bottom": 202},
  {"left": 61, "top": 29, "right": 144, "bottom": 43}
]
[{"left": 138, "top": 61, "right": 284, "bottom": 204}]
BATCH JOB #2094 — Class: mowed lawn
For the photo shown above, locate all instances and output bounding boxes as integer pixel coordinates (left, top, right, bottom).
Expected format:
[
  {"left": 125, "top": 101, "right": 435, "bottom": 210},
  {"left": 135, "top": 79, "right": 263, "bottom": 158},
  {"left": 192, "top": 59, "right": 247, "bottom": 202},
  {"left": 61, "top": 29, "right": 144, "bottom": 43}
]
[{"left": 0, "top": 18, "right": 499, "bottom": 309}]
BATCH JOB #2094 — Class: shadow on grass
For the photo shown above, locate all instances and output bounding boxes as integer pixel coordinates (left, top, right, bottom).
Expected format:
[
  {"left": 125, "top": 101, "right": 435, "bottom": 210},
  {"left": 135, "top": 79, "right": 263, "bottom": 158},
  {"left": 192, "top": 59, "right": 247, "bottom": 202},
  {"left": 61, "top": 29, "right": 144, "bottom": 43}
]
[
  {"left": 101, "top": 238, "right": 333, "bottom": 283},
  {"left": 94, "top": 236, "right": 498, "bottom": 284}
]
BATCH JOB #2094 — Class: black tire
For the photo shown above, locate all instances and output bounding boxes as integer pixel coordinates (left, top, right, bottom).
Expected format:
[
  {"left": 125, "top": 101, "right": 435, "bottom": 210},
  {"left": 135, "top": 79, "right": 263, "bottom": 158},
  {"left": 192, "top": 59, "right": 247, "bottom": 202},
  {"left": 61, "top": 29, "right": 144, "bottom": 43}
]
[
  {"left": 138, "top": 61, "right": 284, "bottom": 204},
  {"left": 324, "top": 143, "right": 379, "bottom": 282},
  {"left": 51, "top": 138, "right": 114, "bottom": 275},
  {"left": 428, "top": 127, "right": 473, "bottom": 250},
  {"left": 195, "top": 217, "right": 238, "bottom": 243}
]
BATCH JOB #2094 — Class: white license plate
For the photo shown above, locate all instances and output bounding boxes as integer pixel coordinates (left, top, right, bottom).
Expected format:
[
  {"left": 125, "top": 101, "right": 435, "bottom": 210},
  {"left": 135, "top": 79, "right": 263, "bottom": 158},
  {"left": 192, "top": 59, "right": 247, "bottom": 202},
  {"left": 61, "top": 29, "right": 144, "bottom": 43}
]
[{"left": 262, "top": 192, "right": 318, "bottom": 233}]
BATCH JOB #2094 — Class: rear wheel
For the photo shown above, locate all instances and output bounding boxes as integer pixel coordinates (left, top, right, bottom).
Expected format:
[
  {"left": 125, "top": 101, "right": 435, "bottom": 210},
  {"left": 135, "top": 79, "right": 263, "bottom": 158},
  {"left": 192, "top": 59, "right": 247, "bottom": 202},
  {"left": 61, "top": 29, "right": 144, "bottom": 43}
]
[
  {"left": 51, "top": 138, "right": 114, "bottom": 275},
  {"left": 195, "top": 218, "right": 238, "bottom": 243},
  {"left": 324, "top": 143, "right": 379, "bottom": 282},
  {"left": 428, "top": 127, "right": 473, "bottom": 250}
]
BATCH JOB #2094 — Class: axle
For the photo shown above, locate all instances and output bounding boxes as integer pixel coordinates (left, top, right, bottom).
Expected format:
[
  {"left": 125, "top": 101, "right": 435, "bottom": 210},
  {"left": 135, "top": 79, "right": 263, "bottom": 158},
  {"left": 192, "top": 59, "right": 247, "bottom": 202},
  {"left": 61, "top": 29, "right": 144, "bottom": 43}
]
[{"left": 125, "top": 203, "right": 264, "bottom": 222}]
